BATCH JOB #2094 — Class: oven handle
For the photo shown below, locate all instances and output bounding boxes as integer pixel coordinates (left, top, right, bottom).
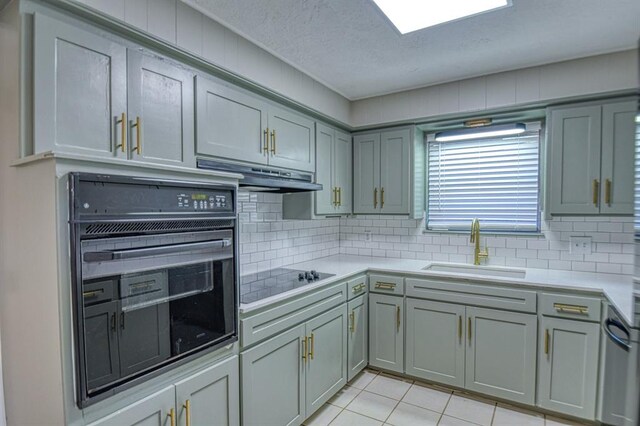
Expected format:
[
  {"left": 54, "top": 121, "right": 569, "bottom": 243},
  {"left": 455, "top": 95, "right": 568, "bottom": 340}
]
[
  {"left": 604, "top": 317, "right": 632, "bottom": 351},
  {"left": 83, "top": 239, "right": 232, "bottom": 262}
]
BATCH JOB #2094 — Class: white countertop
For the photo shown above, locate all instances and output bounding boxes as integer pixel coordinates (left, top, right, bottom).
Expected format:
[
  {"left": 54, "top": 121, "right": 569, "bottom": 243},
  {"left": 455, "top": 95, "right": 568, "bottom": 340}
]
[{"left": 240, "top": 255, "right": 635, "bottom": 324}]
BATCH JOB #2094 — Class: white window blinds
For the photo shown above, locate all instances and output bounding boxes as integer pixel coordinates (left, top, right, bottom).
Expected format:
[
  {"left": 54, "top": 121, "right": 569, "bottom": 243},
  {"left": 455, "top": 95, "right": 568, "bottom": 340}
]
[
  {"left": 634, "top": 116, "right": 640, "bottom": 235},
  {"left": 427, "top": 129, "right": 541, "bottom": 232}
]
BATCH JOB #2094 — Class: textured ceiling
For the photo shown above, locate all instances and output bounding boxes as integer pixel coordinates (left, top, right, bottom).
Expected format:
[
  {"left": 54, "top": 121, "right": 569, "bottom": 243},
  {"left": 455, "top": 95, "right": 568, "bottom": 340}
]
[{"left": 184, "top": 0, "right": 640, "bottom": 100}]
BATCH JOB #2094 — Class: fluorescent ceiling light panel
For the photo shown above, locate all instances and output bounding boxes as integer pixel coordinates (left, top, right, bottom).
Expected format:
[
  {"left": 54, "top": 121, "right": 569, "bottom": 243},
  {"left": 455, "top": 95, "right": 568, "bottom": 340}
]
[
  {"left": 372, "top": 0, "right": 510, "bottom": 34},
  {"left": 435, "top": 123, "right": 526, "bottom": 142}
]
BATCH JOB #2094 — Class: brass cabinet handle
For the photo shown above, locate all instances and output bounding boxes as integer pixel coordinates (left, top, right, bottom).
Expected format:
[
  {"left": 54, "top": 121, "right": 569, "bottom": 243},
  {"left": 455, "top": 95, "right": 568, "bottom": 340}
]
[
  {"left": 183, "top": 400, "right": 191, "bottom": 426},
  {"left": 374, "top": 188, "right": 378, "bottom": 208},
  {"left": 270, "top": 129, "right": 276, "bottom": 154},
  {"left": 396, "top": 305, "right": 401, "bottom": 330},
  {"left": 592, "top": 179, "right": 599, "bottom": 206},
  {"left": 309, "top": 333, "right": 314, "bottom": 360},
  {"left": 605, "top": 179, "right": 612, "bottom": 206},
  {"left": 350, "top": 310, "right": 355, "bottom": 332},
  {"left": 352, "top": 283, "right": 366, "bottom": 294},
  {"left": 263, "top": 128, "right": 269, "bottom": 154},
  {"left": 554, "top": 303, "right": 588, "bottom": 315},
  {"left": 468, "top": 317, "right": 472, "bottom": 343},
  {"left": 337, "top": 187, "right": 342, "bottom": 206},
  {"left": 333, "top": 187, "right": 338, "bottom": 207},
  {"left": 458, "top": 315, "right": 462, "bottom": 341},
  {"left": 116, "top": 112, "right": 126, "bottom": 152},
  {"left": 83, "top": 289, "right": 104, "bottom": 298},
  {"left": 167, "top": 408, "right": 176, "bottom": 426},
  {"left": 302, "top": 337, "right": 307, "bottom": 361},
  {"left": 381, "top": 187, "right": 385, "bottom": 208},
  {"left": 110, "top": 313, "right": 116, "bottom": 332},
  {"left": 374, "top": 282, "right": 396, "bottom": 290},
  {"left": 544, "top": 329, "right": 550, "bottom": 355},
  {"left": 131, "top": 116, "right": 141, "bottom": 155}
]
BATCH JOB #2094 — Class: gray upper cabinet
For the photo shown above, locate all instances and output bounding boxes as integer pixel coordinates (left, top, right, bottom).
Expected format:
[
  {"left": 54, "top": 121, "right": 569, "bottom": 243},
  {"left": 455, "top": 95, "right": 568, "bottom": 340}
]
[
  {"left": 241, "top": 325, "right": 306, "bottom": 426},
  {"left": 34, "top": 13, "right": 127, "bottom": 158},
  {"left": 195, "top": 78, "right": 315, "bottom": 172},
  {"left": 347, "top": 295, "right": 368, "bottom": 381},
  {"left": 127, "top": 52, "right": 194, "bottom": 166},
  {"left": 305, "top": 305, "right": 348, "bottom": 415},
  {"left": 354, "top": 128, "right": 411, "bottom": 214},
  {"left": 315, "top": 123, "right": 352, "bottom": 215},
  {"left": 268, "top": 106, "right": 315, "bottom": 172},
  {"left": 369, "top": 293, "right": 404, "bottom": 373},
  {"left": 195, "top": 76, "right": 269, "bottom": 165},
  {"left": 465, "top": 307, "right": 537, "bottom": 405},
  {"left": 405, "top": 299, "right": 465, "bottom": 388},
  {"left": 548, "top": 99, "right": 635, "bottom": 215},
  {"left": 538, "top": 317, "right": 600, "bottom": 420},
  {"left": 174, "top": 355, "right": 240, "bottom": 426}
]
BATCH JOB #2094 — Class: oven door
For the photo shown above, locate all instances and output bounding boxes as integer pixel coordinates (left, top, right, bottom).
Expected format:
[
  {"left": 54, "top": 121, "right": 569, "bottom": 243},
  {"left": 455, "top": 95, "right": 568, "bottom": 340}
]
[{"left": 79, "top": 229, "right": 236, "bottom": 397}]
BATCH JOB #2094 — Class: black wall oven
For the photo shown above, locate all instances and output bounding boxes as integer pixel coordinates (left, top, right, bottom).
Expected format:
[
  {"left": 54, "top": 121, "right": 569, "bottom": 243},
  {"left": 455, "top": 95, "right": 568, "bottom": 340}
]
[{"left": 69, "top": 173, "right": 238, "bottom": 407}]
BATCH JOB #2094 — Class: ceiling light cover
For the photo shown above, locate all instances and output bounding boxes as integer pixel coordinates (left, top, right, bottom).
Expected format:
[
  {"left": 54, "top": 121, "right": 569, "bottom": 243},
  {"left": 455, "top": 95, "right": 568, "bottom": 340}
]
[
  {"left": 435, "top": 123, "right": 526, "bottom": 142},
  {"left": 372, "top": 0, "right": 510, "bottom": 34}
]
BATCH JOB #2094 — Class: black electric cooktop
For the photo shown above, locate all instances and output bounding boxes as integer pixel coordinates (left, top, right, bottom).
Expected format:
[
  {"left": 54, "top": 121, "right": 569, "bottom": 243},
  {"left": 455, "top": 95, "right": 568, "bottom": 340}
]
[{"left": 240, "top": 268, "right": 335, "bottom": 304}]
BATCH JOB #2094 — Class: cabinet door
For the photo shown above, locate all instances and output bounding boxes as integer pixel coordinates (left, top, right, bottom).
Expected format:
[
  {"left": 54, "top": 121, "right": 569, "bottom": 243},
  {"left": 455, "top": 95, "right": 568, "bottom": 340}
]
[
  {"left": 347, "top": 295, "right": 368, "bottom": 381},
  {"left": 195, "top": 76, "right": 268, "bottom": 165},
  {"left": 549, "top": 105, "right": 602, "bottom": 214},
  {"left": 88, "top": 385, "right": 175, "bottom": 426},
  {"left": 268, "top": 106, "right": 315, "bottom": 172},
  {"left": 538, "top": 317, "right": 600, "bottom": 420},
  {"left": 380, "top": 129, "right": 411, "bottom": 214},
  {"left": 315, "top": 123, "right": 335, "bottom": 215},
  {"left": 118, "top": 304, "right": 171, "bottom": 378},
  {"left": 128, "top": 51, "right": 194, "bottom": 166},
  {"left": 84, "top": 301, "right": 121, "bottom": 391},
  {"left": 465, "top": 307, "right": 537, "bottom": 405},
  {"left": 405, "top": 299, "right": 464, "bottom": 388},
  {"left": 241, "top": 325, "right": 306, "bottom": 426},
  {"left": 33, "top": 13, "right": 127, "bottom": 158},
  {"left": 369, "top": 294, "right": 403, "bottom": 373},
  {"left": 353, "top": 133, "right": 381, "bottom": 214},
  {"left": 175, "top": 355, "right": 240, "bottom": 426},
  {"left": 305, "top": 304, "right": 348, "bottom": 416},
  {"left": 600, "top": 101, "right": 636, "bottom": 214},
  {"left": 334, "top": 130, "right": 353, "bottom": 215}
]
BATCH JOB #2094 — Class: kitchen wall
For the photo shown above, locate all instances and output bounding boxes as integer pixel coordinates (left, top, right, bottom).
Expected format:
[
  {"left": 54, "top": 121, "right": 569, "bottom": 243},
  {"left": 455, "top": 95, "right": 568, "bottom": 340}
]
[
  {"left": 340, "top": 215, "right": 635, "bottom": 275},
  {"left": 238, "top": 192, "right": 340, "bottom": 277}
]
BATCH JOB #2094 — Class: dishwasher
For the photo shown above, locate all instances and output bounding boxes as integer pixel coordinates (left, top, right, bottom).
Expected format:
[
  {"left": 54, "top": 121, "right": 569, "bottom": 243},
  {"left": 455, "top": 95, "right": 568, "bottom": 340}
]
[{"left": 599, "top": 304, "right": 639, "bottom": 426}]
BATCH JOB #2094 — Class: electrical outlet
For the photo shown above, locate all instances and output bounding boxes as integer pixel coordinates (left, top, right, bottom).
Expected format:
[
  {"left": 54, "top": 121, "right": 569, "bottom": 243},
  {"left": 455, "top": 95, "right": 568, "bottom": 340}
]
[
  {"left": 364, "top": 230, "right": 372, "bottom": 242},
  {"left": 570, "top": 236, "right": 592, "bottom": 255}
]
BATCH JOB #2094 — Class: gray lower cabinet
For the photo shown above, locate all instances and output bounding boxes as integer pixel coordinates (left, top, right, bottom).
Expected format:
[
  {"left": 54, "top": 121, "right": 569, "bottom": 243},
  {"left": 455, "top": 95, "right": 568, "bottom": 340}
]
[
  {"left": 369, "top": 293, "right": 404, "bottom": 373},
  {"left": 89, "top": 355, "right": 239, "bottom": 426},
  {"left": 548, "top": 99, "right": 636, "bottom": 215},
  {"left": 127, "top": 51, "right": 194, "bottom": 166},
  {"left": 465, "top": 307, "right": 537, "bottom": 405},
  {"left": 241, "top": 305, "right": 347, "bottom": 426},
  {"left": 405, "top": 299, "right": 465, "bottom": 388},
  {"left": 538, "top": 317, "right": 600, "bottom": 420},
  {"left": 347, "top": 295, "right": 368, "bottom": 381}
]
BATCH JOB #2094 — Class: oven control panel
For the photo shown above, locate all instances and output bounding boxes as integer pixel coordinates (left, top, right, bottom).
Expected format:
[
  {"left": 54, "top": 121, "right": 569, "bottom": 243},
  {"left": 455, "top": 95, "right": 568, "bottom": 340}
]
[{"left": 177, "top": 193, "right": 229, "bottom": 210}]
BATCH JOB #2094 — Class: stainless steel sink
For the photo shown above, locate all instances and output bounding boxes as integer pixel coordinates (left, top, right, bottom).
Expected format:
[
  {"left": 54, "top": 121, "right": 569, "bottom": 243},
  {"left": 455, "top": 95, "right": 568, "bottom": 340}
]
[{"left": 423, "top": 263, "right": 526, "bottom": 279}]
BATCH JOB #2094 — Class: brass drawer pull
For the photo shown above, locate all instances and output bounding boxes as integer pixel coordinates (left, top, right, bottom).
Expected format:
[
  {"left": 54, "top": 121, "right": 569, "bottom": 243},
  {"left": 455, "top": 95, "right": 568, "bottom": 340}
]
[
  {"left": 554, "top": 303, "right": 588, "bottom": 315},
  {"left": 263, "top": 128, "right": 269, "bottom": 153},
  {"left": 458, "top": 315, "right": 462, "bottom": 340},
  {"left": 116, "top": 112, "right": 126, "bottom": 152},
  {"left": 592, "top": 179, "right": 599, "bottom": 206},
  {"left": 270, "top": 129, "right": 276, "bottom": 154},
  {"left": 544, "top": 329, "right": 550, "bottom": 355},
  {"left": 83, "top": 289, "right": 104, "bottom": 298},
  {"left": 333, "top": 187, "right": 338, "bottom": 206},
  {"left": 167, "top": 408, "right": 176, "bottom": 426},
  {"left": 468, "top": 317, "right": 472, "bottom": 343},
  {"left": 374, "top": 188, "right": 378, "bottom": 209},
  {"left": 183, "top": 399, "right": 191, "bottom": 426},
  {"left": 374, "top": 282, "right": 396, "bottom": 290},
  {"left": 309, "top": 333, "right": 314, "bottom": 360},
  {"left": 131, "top": 116, "right": 142, "bottom": 155},
  {"left": 352, "top": 283, "right": 366, "bottom": 294},
  {"left": 605, "top": 179, "right": 612, "bottom": 206},
  {"left": 396, "top": 306, "right": 401, "bottom": 330},
  {"left": 302, "top": 338, "right": 307, "bottom": 361},
  {"left": 338, "top": 187, "right": 342, "bottom": 206},
  {"left": 350, "top": 310, "right": 355, "bottom": 332},
  {"left": 381, "top": 187, "right": 385, "bottom": 208}
]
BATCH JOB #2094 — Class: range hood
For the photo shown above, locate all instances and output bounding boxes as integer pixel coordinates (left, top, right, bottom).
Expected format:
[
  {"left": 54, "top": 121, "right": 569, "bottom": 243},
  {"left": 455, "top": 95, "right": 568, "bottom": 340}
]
[{"left": 197, "top": 159, "right": 322, "bottom": 193}]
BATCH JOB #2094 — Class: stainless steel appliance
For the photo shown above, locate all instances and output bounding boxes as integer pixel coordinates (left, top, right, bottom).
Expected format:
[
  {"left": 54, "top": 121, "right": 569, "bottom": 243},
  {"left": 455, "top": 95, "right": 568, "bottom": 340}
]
[
  {"left": 600, "top": 305, "right": 639, "bottom": 425},
  {"left": 197, "top": 158, "right": 322, "bottom": 192},
  {"left": 69, "top": 173, "right": 238, "bottom": 407},
  {"left": 240, "top": 268, "right": 335, "bottom": 304}
]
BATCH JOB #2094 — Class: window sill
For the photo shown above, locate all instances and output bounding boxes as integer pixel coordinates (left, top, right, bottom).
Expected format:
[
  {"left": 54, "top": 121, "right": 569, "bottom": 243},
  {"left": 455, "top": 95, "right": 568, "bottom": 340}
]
[{"left": 423, "top": 229, "right": 544, "bottom": 237}]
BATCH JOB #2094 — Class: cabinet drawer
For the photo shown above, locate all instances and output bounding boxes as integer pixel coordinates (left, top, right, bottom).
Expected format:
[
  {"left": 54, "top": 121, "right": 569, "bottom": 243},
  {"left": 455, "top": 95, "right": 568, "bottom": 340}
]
[
  {"left": 539, "top": 293, "right": 601, "bottom": 322},
  {"left": 348, "top": 275, "right": 368, "bottom": 300},
  {"left": 83, "top": 280, "right": 115, "bottom": 306},
  {"left": 369, "top": 274, "right": 404, "bottom": 295},
  {"left": 240, "top": 281, "right": 347, "bottom": 347},
  {"left": 406, "top": 278, "right": 536, "bottom": 313}
]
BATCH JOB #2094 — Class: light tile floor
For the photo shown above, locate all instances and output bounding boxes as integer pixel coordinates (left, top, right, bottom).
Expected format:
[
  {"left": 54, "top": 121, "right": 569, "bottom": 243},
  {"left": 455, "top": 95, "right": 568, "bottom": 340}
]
[{"left": 303, "top": 369, "right": 588, "bottom": 426}]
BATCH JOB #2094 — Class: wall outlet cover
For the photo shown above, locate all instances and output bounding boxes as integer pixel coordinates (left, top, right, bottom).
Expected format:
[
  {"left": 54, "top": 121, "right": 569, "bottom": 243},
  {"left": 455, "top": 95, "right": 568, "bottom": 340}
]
[{"left": 570, "top": 236, "right": 592, "bottom": 255}]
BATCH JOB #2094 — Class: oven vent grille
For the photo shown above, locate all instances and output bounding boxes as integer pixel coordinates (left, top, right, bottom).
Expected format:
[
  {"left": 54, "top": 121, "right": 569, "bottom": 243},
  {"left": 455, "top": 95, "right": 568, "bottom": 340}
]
[{"left": 82, "top": 220, "right": 234, "bottom": 236}]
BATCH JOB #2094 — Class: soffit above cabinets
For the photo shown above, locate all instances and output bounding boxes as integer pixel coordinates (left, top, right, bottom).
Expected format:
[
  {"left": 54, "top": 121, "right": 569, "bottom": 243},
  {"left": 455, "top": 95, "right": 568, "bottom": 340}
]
[{"left": 181, "top": 0, "right": 640, "bottom": 100}]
